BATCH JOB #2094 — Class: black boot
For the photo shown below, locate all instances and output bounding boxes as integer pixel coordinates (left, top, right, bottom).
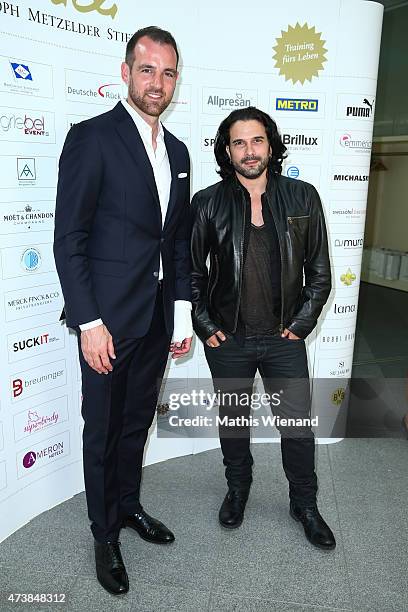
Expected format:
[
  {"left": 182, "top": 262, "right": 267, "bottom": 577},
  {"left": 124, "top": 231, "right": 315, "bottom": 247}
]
[
  {"left": 219, "top": 490, "right": 249, "bottom": 529},
  {"left": 290, "top": 503, "right": 336, "bottom": 550},
  {"left": 94, "top": 540, "right": 129, "bottom": 595}
]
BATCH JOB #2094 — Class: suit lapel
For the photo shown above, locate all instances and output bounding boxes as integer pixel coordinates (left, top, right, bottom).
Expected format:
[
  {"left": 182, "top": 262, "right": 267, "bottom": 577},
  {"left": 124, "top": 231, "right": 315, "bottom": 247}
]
[
  {"left": 114, "top": 103, "right": 162, "bottom": 225},
  {"left": 163, "top": 127, "right": 178, "bottom": 231}
]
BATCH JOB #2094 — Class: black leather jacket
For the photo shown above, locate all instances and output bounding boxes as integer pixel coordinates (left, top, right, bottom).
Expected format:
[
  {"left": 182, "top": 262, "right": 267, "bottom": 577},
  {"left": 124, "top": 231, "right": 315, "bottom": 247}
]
[{"left": 191, "top": 173, "right": 331, "bottom": 341}]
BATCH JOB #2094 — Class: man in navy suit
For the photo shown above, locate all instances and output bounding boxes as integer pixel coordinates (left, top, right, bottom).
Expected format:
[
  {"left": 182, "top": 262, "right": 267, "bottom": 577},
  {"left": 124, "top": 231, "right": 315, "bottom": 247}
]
[{"left": 54, "top": 26, "right": 192, "bottom": 595}]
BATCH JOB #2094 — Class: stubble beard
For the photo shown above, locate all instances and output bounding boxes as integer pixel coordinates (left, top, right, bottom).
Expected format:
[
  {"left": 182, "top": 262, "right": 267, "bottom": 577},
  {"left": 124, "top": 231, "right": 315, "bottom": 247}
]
[
  {"left": 232, "top": 155, "right": 270, "bottom": 180},
  {"left": 128, "top": 75, "right": 172, "bottom": 117}
]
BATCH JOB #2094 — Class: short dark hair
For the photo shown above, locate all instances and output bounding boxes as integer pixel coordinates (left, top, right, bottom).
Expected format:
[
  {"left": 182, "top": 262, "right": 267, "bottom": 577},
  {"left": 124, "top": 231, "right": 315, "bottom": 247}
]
[
  {"left": 125, "top": 26, "right": 179, "bottom": 68},
  {"left": 214, "top": 106, "right": 287, "bottom": 179}
]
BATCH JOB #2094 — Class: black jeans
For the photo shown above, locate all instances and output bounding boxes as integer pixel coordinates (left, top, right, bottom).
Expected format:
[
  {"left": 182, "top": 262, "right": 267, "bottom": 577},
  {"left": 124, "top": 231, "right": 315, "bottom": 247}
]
[{"left": 204, "top": 332, "right": 317, "bottom": 507}]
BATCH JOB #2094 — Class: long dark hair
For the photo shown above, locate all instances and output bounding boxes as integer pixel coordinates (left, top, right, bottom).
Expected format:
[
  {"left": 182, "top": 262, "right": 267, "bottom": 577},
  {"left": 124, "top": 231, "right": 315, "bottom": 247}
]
[{"left": 214, "top": 106, "right": 287, "bottom": 179}]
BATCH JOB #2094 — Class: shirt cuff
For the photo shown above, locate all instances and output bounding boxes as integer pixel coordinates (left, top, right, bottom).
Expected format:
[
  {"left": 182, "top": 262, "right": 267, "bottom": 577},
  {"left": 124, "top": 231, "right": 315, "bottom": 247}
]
[
  {"left": 79, "top": 318, "right": 103, "bottom": 331},
  {"left": 172, "top": 301, "right": 193, "bottom": 343}
]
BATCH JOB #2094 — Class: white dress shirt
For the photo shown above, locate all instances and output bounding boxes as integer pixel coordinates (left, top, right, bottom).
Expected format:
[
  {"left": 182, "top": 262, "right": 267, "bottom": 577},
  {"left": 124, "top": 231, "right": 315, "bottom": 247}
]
[{"left": 79, "top": 99, "right": 192, "bottom": 342}]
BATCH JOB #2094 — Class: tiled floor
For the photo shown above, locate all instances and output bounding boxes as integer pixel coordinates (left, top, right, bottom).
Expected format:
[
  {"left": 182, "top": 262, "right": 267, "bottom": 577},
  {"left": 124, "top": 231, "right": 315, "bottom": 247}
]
[{"left": 1, "top": 441, "right": 407, "bottom": 611}]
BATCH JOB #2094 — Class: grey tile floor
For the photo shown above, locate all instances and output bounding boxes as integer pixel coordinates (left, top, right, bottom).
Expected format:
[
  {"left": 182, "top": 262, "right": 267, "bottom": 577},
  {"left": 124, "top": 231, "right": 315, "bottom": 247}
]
[
  {"left": 1, "top": 440, "right": 408, "bottom": 612},
  {"left": 2, "top": 282, "right": 408, "bottom": 612}
]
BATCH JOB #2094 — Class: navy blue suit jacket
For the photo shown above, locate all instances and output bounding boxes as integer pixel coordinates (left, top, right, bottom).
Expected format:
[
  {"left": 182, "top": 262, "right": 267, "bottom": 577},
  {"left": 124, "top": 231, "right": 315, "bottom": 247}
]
[{"left": 54, "top": 102, "right": 191, "bottom": 339}]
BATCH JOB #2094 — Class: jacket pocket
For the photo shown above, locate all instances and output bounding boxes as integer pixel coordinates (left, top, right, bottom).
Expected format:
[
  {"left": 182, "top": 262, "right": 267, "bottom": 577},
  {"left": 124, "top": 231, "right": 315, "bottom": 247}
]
[
  {"left": 287, "top": 215, "right": 310, "bottom": 224},
  {"left": 287, "top": 215, "right": 309, "bottom": 239}
]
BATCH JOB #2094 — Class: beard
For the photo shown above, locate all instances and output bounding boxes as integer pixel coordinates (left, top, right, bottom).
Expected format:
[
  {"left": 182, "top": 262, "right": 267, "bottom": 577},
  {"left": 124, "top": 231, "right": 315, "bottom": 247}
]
[
  {"left": 231, "top": 154, "right": 270, "bottom": 179},
  {"left": 128, "top": 76, "right": 172, "bottom": 117}
]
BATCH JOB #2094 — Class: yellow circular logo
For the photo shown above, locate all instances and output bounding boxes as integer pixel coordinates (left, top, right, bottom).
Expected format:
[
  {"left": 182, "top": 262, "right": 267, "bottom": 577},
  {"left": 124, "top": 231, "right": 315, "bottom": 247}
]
[{"left": 331, "top": 388, "right": 346, "bottom": 406}]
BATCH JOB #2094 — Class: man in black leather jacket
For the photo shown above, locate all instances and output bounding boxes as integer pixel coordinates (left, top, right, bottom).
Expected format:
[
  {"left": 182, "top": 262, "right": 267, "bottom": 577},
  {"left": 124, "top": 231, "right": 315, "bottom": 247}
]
[{"left": 191, "top": 107, "right": 335, "bottom": 550}]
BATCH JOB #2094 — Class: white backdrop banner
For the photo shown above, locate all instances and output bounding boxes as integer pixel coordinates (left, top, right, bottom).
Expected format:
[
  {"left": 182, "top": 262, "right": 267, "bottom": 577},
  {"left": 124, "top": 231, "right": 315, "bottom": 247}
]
[{"left": 0, "top": 0, "right": 383, "bottom": 542}]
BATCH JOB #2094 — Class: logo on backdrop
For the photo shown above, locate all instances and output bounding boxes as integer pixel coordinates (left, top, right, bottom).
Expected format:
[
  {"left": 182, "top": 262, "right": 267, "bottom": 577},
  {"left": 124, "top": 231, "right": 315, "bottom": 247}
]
[
  {"left": 2, "top": 242, "right": 54, "bottom": 279},
  {"left": 273, "top": 23, "right": 327, "bottom": 84},
  {"left": 286, "top": 166, "right": 300, "bottom": 179},
  {"left": 337, "top": 132, "right": 372, "bottom": 154},
  {"left": 4, "top": 284, "right": 62, "bottom": 321},
  {"left": 10, "top": 360, "right": 66, "bottom": 401},
  {"left": 20, "top": 247, "right": 41, "bottom": 272},
  {"left": 331, "top": 168, "right": 369, "bottom": 187},
  {"left": 282, "top": 130, "right": 322, "bottom": 153},
  {"left": 0, "top": 57, "right": 54, "bottom": 98},
  {"left": 331, "top": 388, "right": 346, "bottom": 406},
  {"left": 25, "top": 409, "right": 58, "bottom": 433},
  {"left": 340, "top": 268, "right": 357, "bottom": 286},
  {"left": 282, "top": 162, "right": 321, "bottom": 187},
  {"left": 202, "top": 88, "right": 257, "bottom": 114},
  {"left": 316, "top": 355, "right": 353, "bottom": 378},
  {"left": 329, "top": 201, "right": 366, "bottom": 223},
  {"left": 201, "top": 126, "right": 218, "bottom": 152},
  {"left": 331, "top": 235, "right": 364, "bottom": 253},
  {"left": 202, "top": 136, "right": 216, "bottom": 149},
  {"left": 272, "top": 93, "right": 326, "bottom": 117},
  {"left": 13, "top": 397, "right": 69, "bottom": 441},
  {"left": 17, "top": 158, "right": 36, "bottom": 181},
  {"left": 13, "top": 333, "right": 50, "bottom": 353},
  {"left": 330, "top": 263, "right": 361, "bottom": 294},
  {"left": 347, "top": 98, "right": 374, "bottom": 118},
  {"left": 0, "top": 156, "right": 56, "bottom": 189},
  {"left": 11, "top": 62, "right": 32, "bottom": 81},
  {"left": 320, "top": 329, "right": 355, "bottom": 349},
  {"left": 337, "top": 94, "right": 375, "bottom": 120},
  {"left": 275, "top": 97, "right": 318, "bottom": 112},
  {"left": 326, "top": 296, "right": 358, "bottom": 319},
  {"left": 23, "top": 451, "right": 36, "bottom": 469},
  {"left": 1, "top": 202, "right": 54, "bottom": 233},
  {"left": 50, "top": 0, "right": 118, "bottom": 19},
  {"left": 7, "top": 322, "right": 64, "bottom": 363},
  {"left": 0, "top": 112, "right": 47, "bottom": 135},
  {"left": 18, "top": 431, "right": 70, "bottom": 477},
  {"left": 97, "top": 83, "right": 120, "bottom": 98},
  {"left": 333, "top": 303, "right": 356, "bottom": 315},
  {"left": 333, "top": 174, "right": 368, "bottom": 181},
  {"left": 0, "top": 108, "right": 55, "bottom": 143},
  {"left": 66, "top": 75, "right": 121, "bottom": 103}
]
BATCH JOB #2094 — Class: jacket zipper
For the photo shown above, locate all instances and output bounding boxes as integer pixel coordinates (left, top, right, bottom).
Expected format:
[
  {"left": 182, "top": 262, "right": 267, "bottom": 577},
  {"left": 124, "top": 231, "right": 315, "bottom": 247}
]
[
  {"left": 266, "top": 192, "right": 285, "bottom": 333},
  {"left": 233, "top": 192, "right": 246, "bottom": 332},
  {"left": 288, "top": 215, "right": 309, "bottom": 224},
  {"left": 208, "top": 254, "right": 219, "bottom": 305}
]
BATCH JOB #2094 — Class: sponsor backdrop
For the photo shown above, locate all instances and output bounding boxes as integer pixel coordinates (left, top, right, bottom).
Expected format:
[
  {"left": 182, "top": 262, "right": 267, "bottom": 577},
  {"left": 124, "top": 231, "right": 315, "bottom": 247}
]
[{"left": 0, "top": 0, "right": 383, "bottom": 541}]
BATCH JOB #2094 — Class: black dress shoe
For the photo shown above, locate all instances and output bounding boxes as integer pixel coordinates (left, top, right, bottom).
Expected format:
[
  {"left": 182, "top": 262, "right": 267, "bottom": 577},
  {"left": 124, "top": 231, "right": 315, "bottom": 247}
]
[
  {"left": 290, "top": 503, "right": 336, "bottom": 550},
  {"left": 94, "top": 540, "right": 129, "bottom": 595},
  {"left": 123, "top": 510, "right": 175, "bottom": 544},
  {"left": 219, "top": 490, "right": 249, "bottom": 529}
]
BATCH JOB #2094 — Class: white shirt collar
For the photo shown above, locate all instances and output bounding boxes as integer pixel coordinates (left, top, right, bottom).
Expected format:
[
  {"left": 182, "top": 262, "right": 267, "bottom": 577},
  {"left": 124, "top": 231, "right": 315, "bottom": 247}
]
[{"left": 121, "top": 98, "right": 164, "bottom": 143}]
